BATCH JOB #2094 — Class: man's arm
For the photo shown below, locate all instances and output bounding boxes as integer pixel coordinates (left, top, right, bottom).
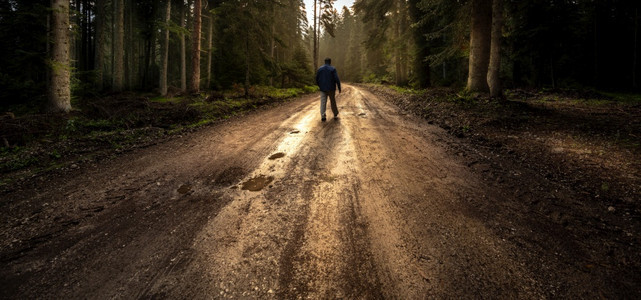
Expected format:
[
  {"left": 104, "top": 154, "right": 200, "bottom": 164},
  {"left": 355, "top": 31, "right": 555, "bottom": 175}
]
[{"left": 333, "top": 69, "right": 341, "bottom": 93}]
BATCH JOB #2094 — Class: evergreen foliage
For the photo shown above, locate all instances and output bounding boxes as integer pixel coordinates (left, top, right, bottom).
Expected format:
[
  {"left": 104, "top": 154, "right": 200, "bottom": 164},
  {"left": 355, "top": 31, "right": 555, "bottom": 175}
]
[
  {"left": 1, "top": 0, "right": 640, "bottom": 112},
  {"left": 323, "top": 0, "right": 641, "bottom": 90}
]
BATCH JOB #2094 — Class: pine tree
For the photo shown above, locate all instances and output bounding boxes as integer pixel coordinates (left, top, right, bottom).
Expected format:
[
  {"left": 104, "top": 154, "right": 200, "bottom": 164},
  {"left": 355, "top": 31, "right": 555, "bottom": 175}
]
[
  {"left": 206, "top": 12, "right": 214, "bottom": 89},
  {"left": 159, "top": 0, "right": 171, "bottom": 96},
  {"left": 488, "top": 0, "right": 503, "bottom": 98},
  {"left": 189, "top": 0, "right": 202, "bottom": 92},
  {"left": 180, "top": 0, "right": 188, "bottom": 92},
  {"left": 49, "top": 0, "right": 72, "bottom": 113},
  {"left": 112, "top": 0, "right": 124, "bottom": 92},
  {"left": 466, "top": 0, "right": 492, "bottom": 92},
  {"left": 94, "top": 0, "right": 106, "bottom": 91}
]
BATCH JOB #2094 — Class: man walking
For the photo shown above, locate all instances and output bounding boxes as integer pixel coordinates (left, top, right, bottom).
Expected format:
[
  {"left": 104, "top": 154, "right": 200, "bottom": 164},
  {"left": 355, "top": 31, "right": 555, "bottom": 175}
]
[{"left": 315, "top": 58, "right": 341, "bottom": 122}]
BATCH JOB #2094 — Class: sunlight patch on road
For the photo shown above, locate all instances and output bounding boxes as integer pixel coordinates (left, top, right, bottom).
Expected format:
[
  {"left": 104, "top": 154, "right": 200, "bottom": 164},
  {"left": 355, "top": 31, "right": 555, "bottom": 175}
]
[{"left": 236, "top": 106, "right": 316, "bottom": 193}]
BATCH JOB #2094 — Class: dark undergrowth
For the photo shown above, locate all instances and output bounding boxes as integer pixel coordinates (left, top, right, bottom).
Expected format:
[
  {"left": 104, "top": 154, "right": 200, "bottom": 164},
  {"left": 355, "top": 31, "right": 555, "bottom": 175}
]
[{"left": 0, "top": 85, "right": 318, "bottom": 189}]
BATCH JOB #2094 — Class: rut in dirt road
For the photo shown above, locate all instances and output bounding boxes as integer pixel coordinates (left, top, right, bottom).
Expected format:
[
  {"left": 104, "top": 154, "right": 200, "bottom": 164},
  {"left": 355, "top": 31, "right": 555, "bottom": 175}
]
[{"left": 1, "top": 85, "right": 639, "bottom": 298}]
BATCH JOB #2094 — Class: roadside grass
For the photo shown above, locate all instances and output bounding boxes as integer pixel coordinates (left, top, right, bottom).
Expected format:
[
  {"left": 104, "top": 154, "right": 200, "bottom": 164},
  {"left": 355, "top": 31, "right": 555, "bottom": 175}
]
[
  {"left": 0, "top": 85, "right": 317, "bottom": 189},
  {"left": 150, "top": 95, "right": 185, "bottom": 103},
  {"left": 366, "top": 83, "right": 640, "bottom": 151},
  {"left": 389, "top": 85, "right": 641, "bottom": 107},
  {"left": 600, "top": 91, "right": 641, "bottom": 104},
  {"left": 389, "top": 85, "right": 425, "bottom": 96}
]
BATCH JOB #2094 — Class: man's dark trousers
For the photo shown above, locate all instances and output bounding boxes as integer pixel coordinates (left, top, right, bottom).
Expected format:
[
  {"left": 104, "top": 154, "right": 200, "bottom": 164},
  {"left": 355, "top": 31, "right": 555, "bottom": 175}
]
[{"left": 320, "top": 90, "right": 338, "bottom": 119}]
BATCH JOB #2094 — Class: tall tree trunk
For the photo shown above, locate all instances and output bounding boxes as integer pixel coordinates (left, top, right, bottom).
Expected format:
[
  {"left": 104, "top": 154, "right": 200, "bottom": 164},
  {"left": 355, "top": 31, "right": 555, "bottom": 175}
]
[
  {"left": 142, "top": 2, "right": 158, "bottom": 90},
  {"left": 112, "top": 0, "right": 124, "bottom": 92},
  {"left": 81, "top": 0, "right": 87, "bottom": 75},
  {"left": 270, "top": 16, "right": 275, "bottom": 86},
  {"left": 128, "top": 1, "right": 135, "bottom": 89},
  {"left": 466, "top": 0, "right": 492, "bottom": 93},
  {"left": 111, "top": 0, "right": 114, "bottom": 86},
  {"left": 160, "top": 0, "right": 171, "bottom": 96},
  {"left": 180, "top": 0, "right": 187, "bottom": 91},
  {"left": 49, "top": 0, "right": 72, "bottom": 113},
  {"left": 70, "top": 0, "right": 76, "bottom": 72},
  {"left": 71, "top": 0, "right": 79, "bottom": 72},
  {"left": 394, "top": 0, "right": 402, "bottom": 85},
  {"left": 149, "top": 5, "right": 158, "bottom": 90},
  {"left": 634, "top": 8, "right": 638, "bottom": 89},
  {"left": 84, "top": 0, "right": 92, "bottom": 73},
  {"left": 593, "top": 13, "right": 598, "bottom": 86},
  {"left": 94, "top": 0, "right": 105, "bottom": 91},
  {"left": 87, "top": 0, "right": 94, "bottom": 72},
  {"left": 488, "top": 0, "right": 503, "bottom": 98},
  {"left": 244, "top": 30, "right": 250, "bottom": 98},
  {"left": 400, "top": 3, "right": 409, "bottom": 84},
  {"left": 143, "top": 39, "right": 151, "bottom": 89},
  {"left": 313, "top": 0, "right": 318, "bottom": 71},
  {"left": 46, "top": 11, "right": 51, "bottom": 90},
  {"left": 408, "top": 0, "right": 430, "bottom": 87},
  {"left": 206, "top": 13, "right": 214, "bottom": 89},
  {"left": 125, "top": 1, "right": 131, "bottom": 88},
  {"left": 189, "top": 0, "right": 202, "bottom": 92}
]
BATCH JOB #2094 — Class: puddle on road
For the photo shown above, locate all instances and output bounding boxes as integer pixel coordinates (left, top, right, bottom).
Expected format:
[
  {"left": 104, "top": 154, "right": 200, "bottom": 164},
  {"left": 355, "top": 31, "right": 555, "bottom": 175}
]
[
  {"left": 269, "top": 152, "right": 286, "bottom": 160},
  {"left": 241, "top": 175, "right": 274, "bottom": 192},
  {"left": 177, "top": 184, "right": 192, "bottom": 194}
]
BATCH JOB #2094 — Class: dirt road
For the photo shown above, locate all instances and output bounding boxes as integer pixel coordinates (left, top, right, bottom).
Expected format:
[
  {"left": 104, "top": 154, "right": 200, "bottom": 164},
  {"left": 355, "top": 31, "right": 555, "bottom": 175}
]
[{"left": 1, "top": 85, "right": 639, "bottom": 298}]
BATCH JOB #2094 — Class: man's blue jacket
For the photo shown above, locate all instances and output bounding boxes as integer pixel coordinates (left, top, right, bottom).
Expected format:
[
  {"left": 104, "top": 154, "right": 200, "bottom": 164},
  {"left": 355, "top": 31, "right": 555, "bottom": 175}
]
[{"left": 316, "top": 64, "right": 341, "bottom": 92}]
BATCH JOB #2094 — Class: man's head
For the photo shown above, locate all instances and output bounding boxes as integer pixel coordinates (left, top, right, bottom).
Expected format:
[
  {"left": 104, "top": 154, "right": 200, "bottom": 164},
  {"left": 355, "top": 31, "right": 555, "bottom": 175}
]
[{"left": 324, "top": 58, "right": 332, "bottom": 65}]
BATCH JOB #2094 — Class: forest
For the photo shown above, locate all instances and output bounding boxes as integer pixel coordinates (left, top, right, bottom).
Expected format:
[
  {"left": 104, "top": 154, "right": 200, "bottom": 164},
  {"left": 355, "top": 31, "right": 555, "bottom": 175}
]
[
  {"left": 1, "top": 0, "right": 641, "bottom": 298},
  {"left": 1, "top": 0, "right": 640, "bottom": 112}
]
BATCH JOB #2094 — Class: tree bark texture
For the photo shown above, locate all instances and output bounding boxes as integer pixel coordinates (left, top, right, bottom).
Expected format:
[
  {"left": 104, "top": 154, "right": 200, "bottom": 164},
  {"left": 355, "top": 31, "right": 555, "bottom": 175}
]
[
  {"left": 207, "top": 13, "right": 213, "bottom": 89},
  {"left": 269, "top": 17, "right": 275, "bottom": 86},
  {"left": 190, "top": 0, "right": 202, "bottom": 92},
  {"left": 180, "top": 0, "right": 187, "bottom": 91},
  {"left": 313, "top": 0, "right": 318, "bottom": 71},
  {"left": 49, "top": 0, "right": 72, "bottom": 113},
  {"left": 160, "top": 0, "right": 171, "bottom": 96},
  {"left": 488, "top": 0, "right": 503, "bottom": 98},
  {"left": 80, "top": 0, "right": 87, "bottom": 73},
  {"left": 112, "top": 0, "right": 124, "bottom": 92},
  {"left": 634, "top": 8, "right": 638, "bottom": 89},
  {"left": 142, "top": 2, "right": 158, "bottom": 90},
  {"left": 400, "top": 2, "right": 409, "bottom": 84},
  {"left": 466, "top": 0, "right": 492, "bottom": 93},
  {"left": 71, "top": 0, "right": 79, "bottom": 72},
  {"left": 94, "top": 0, "right": 105, "bottom": 90},
  {"left": 127, "top": 0, "right": 135, "bottom": 88},
  {"left": 244, "top": 30, "right": 250, "bottom": 98},
  {"left": 407, "top": 0, "right": 429, "bottom": 87},
  {"left": 394, "top": 0, "right": 401, "bottom": 85}
]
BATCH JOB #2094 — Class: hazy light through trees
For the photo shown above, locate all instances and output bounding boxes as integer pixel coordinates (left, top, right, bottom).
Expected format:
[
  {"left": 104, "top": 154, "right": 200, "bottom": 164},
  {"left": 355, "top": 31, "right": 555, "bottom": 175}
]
[{"left": 304, "top": 0, "right": 354, "bottom": 24}]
